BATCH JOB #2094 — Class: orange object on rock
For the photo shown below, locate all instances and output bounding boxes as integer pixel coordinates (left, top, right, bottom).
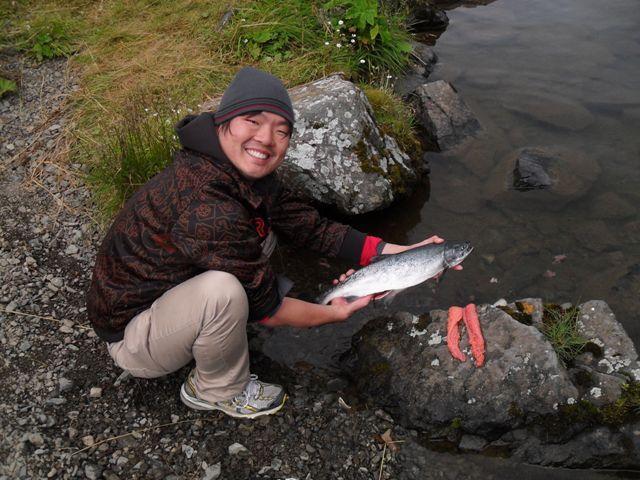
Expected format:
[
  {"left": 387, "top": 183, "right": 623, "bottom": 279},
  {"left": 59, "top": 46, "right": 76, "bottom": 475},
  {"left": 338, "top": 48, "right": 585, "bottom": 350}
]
[
  {"left": 463, "top": 303, "right": 485, "bottom": 367},
  {"left": 447, "top": 306, "right": 466, "bottom": 362}
]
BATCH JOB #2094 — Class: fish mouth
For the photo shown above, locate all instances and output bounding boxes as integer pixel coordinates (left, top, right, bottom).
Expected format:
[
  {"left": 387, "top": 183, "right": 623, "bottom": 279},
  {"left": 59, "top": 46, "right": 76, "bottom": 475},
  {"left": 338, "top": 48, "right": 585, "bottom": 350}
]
[{"left": 444, "top": 242, "right": 473, "bottom": 268}]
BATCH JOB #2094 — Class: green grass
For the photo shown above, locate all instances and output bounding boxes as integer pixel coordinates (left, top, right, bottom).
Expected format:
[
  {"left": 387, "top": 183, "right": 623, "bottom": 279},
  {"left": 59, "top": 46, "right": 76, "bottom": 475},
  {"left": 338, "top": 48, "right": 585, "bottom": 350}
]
[
  {"left": 0, "top": 77, "right": 17, "bottom": 97},
  {"left": 363, "top": 85, "right": 421, "bottom": 159},
  {"left": 541, "top": 304, "right": 588, "bottom": 366},
  {"left": 2, "top": 0, "right": 417, "bottom": 221},
  {"left": 86, "top": 98, "right": 182, "bottom": 219}
]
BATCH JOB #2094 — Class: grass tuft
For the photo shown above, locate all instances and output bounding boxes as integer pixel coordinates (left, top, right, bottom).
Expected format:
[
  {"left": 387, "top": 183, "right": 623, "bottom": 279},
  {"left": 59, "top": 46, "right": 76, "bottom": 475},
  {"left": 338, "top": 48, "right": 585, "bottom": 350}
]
[
  {"left": 85, "top": 98, "right": 182, "bottom": 219},
  {"left": 363, "top": 86, "right": 421, "bottom": 158},
  {"left": 0, "top": 77, "right": 18, "bottom": 97},
  {"left": 541, "top": 304, "right": 588, "bottom": 366}
]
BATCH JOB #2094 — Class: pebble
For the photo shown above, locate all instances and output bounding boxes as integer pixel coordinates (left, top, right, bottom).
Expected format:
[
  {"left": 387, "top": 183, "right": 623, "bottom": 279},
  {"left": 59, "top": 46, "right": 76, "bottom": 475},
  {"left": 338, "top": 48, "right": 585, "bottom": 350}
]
[
  {"left": 59, "top": 377, "right": 73, "bottom": 392},
  {"left": 89, "top": 387, "right": 103, "bottom": 398},
  {"left": 202, "top": 463, "right": 221, "bottom": 480},
  {"left": 82, "top": 435, "right": 95, "bottom": 447},
  {"left": 84, "top": 463, "right": 103, "bottom": 480},
  {"left": 228, "top": 442, "right": 249, "bottom": 455}
]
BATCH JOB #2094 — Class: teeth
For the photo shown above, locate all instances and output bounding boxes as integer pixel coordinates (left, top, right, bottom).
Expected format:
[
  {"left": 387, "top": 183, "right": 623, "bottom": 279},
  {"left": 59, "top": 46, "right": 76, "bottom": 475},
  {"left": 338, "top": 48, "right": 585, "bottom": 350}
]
[{"left": 246, "top": 148, "right": 268, "bottom": 160}]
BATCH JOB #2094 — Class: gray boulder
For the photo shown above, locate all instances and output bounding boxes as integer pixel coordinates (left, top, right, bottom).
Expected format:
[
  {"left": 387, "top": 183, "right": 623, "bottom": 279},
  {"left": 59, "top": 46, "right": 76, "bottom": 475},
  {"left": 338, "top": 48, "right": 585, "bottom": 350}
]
[
  {"left": 284, "top": 74, "right": 418, "bottom": 214},
  {"left": 349, "top": 299, "right": 640, "bottom": 468},
  {"left": 349, "top": 305, "right": 578, "bottom": 436},
  {"left": 410, "top": 80, "right": 481, "bottom": 150},
  {"left": 202, "top": 74, "right": 418, "bottom": 215}
]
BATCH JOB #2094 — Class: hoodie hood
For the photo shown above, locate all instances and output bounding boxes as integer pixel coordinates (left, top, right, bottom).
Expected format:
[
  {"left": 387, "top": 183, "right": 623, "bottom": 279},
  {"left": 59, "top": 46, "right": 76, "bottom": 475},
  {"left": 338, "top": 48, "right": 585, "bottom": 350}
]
[{"left": 175, "top": 112, "right": 227, "bottom": 160}]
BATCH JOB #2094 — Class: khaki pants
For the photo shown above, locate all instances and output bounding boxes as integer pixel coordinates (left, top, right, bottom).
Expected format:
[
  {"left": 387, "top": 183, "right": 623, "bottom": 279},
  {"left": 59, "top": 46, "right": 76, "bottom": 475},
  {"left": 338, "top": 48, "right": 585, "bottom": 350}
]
[{"left": 107, "top": 271, "right": 250, "bottom": 403}]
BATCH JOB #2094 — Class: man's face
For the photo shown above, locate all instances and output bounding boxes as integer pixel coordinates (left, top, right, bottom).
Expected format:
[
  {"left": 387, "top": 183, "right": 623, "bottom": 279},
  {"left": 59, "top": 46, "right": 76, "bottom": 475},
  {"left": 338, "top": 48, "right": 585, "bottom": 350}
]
[{"left": 217, "top": 111, "right": 291, "bottom": 180}]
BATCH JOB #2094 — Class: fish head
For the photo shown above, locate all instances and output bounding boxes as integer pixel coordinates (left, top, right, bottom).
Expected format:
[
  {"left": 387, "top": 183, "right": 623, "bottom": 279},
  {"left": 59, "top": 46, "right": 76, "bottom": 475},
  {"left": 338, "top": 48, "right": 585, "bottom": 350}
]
[{"left": 443, "top": 242, "right": 473, "bottom": 268}]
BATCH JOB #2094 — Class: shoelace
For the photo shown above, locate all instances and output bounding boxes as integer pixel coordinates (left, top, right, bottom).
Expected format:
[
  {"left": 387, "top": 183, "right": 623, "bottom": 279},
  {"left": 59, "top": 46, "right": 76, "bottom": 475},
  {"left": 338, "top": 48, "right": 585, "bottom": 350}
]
[{"left": 232, "top": 374, "right": 261, "bottom": 408}]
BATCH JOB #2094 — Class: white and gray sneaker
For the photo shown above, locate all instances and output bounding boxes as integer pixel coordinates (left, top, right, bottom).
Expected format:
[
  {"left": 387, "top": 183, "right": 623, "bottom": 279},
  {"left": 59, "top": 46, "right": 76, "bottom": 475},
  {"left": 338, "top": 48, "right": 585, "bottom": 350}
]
[{"left": 180, "top": 370, "right": 287, "bottom": 419}]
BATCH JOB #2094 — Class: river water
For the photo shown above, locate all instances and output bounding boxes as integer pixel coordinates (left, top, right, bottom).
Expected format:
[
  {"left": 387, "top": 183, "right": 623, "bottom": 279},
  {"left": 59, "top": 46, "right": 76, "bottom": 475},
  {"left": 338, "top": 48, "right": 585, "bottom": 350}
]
[{"left": 352, "top": 0, "right": 640, "bottom": 345}]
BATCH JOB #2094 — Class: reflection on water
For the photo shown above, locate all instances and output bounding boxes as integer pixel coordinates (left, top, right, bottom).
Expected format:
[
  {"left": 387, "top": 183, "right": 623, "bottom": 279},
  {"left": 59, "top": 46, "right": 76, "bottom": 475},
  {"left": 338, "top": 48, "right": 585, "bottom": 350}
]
[{"left": 356, "top": 0, "right": 640, "bottom": 345}]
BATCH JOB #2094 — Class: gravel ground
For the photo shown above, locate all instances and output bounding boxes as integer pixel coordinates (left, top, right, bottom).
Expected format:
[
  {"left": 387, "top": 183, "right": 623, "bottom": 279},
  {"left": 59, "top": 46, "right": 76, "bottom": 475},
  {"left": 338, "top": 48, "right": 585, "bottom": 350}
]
[
  {"left": 1, "top": 54, "right": 624, "bottom": 480},
  {"left": 0, "top": 54, "right": 410, "bottom": 480}
]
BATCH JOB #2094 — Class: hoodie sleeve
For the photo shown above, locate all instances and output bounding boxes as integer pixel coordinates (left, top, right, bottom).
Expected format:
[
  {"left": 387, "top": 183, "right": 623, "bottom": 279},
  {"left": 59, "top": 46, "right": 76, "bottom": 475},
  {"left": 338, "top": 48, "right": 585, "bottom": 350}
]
[
  {"left": 170, "top": 183, "right": 281, "bottom": 322},
  {"left": 270, "top": 187, "right": 383, "bottom": 265}
]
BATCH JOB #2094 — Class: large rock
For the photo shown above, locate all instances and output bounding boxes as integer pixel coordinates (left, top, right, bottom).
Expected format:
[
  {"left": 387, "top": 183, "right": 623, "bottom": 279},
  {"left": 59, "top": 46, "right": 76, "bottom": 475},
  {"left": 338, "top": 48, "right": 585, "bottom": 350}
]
[
  {"left": 284, "top": 75, "right": 418, "bottom": 214},
  {"left": 348, "top": 300, "right": 640, "bottom": 468},
  {"left": 203, "top": 74, "right": 418, "bottom": 215},
  {"left": 484, "top": 146, "right": 601, "bottom": 211},
  {"left": 410, "top": 80, "right": 481, "bottom": 150},
  {"left": 349, "top": 306, "right": 578, "bottom": 436}
]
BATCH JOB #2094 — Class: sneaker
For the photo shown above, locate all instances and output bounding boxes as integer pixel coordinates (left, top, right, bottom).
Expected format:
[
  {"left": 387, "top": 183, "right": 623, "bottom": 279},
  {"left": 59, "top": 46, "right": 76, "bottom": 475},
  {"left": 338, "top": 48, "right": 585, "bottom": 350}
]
[{"left": 180, "top": 370, "right": 287, "bottom": 419}]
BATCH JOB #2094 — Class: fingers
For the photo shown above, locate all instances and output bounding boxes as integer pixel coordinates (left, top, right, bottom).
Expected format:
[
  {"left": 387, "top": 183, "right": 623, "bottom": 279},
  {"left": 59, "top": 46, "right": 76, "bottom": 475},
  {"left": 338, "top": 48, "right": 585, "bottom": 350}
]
[
  {"left": 454, "top": 265, "right": 463, "bottom": 270},
  {"left": 333, "top": 268, "right": 356, "bottom": 285}
]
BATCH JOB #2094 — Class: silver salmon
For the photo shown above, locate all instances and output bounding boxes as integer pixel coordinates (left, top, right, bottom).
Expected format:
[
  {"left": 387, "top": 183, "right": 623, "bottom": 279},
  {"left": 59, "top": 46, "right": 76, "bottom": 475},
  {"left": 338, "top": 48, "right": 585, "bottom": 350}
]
[{"left": 318, "top": 242, "right": 473, "bottom": 305}]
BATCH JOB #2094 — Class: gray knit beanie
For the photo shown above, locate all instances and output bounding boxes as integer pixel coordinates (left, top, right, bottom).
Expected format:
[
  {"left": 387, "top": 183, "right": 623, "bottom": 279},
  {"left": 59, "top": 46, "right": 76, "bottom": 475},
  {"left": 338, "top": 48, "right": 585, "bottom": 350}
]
[{"left": 214, "top": 67, "right": 295, "bottom": 126}]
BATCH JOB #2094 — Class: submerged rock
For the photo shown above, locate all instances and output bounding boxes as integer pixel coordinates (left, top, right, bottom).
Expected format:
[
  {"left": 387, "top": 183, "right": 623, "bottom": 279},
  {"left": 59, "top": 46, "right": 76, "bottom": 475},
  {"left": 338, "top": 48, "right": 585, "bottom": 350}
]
[
  {"left": 485, "top": 146, "right": 601, "bottom": 211},
  {"left": 410, "top": 80, "right": 482, "bottom": 150},
  {"left": 348, "top": 299, "right": 640, "bottom": 468}
]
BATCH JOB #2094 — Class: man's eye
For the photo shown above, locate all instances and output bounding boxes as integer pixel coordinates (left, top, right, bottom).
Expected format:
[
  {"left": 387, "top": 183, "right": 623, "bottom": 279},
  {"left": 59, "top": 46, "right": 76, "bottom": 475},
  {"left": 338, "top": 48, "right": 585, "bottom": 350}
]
[
  {"left": 246, "top": 118, "right": 259, "bottom": 125},
  {"left": 277, "top": 131, "right": 289, "bottom": 138}
]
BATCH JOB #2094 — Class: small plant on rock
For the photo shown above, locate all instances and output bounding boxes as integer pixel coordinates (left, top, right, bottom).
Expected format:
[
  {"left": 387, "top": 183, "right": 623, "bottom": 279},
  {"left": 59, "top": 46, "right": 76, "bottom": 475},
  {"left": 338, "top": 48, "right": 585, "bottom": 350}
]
[
  {"left": 0, "top": 77, "right": 17, "bottom": 98},
  {"left": 541, "top": 304, "right": 588, "bottom": 366}
]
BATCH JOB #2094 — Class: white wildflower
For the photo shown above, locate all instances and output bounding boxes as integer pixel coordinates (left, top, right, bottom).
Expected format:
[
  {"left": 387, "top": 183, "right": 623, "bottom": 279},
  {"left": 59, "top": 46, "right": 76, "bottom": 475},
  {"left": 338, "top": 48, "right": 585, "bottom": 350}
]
[
  {"left": 243, "top": 38, "right": 248, "bottom": 44},
  {"left": 352, "top": 33, "right": 356, "bottom": 37},
  {"left": 359, "top": 59, "right": 366, "bottom": 64},
  {"left": 336, "top": 43, "right": 342, "bottom": 48},
  {"left": 338, "top": 20, "right": 344, "bottom": 25},
  {"left": 350, "top": 39, "right": 355, "bottom": 43},
  {"left": 567, "top": 397, "right": 576, "bottom": 405}
]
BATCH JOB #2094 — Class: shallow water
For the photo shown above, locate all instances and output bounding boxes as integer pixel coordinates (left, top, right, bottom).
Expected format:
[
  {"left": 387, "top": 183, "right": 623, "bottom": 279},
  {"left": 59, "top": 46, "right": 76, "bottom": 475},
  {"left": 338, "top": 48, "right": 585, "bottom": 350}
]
[
  {"left": 353, "top": 0, "right": 640, "bottom": 345},
  {"left": 265, "top": 0, "right": 640, "bottom": 374}
]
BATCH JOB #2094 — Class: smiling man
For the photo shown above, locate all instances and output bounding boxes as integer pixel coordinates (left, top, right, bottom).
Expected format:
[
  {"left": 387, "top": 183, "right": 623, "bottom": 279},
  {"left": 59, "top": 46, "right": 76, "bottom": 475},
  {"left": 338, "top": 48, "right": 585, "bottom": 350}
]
[{"left": 87, "top": 67, "right": 456, "bottom": 418}]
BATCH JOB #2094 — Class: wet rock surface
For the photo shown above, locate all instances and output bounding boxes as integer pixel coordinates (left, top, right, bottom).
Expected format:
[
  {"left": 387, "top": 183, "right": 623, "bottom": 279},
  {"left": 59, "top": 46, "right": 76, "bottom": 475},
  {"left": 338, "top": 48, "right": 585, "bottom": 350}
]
[
  {"left": 348, "top": 300, "right": 640, "bottom": 468},
  {"left": 410, "top": 80, "right": 482, "bottom": 150},
  {"left": 485, "top": 146, "right": 602, "bottom": 211}
]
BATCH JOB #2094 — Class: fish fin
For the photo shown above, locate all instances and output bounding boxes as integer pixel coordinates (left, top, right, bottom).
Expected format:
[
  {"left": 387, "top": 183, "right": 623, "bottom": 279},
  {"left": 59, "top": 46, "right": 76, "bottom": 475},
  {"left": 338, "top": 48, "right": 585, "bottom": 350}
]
[{"left": 378, "top": 288, "right": 406, "bottom": 306}]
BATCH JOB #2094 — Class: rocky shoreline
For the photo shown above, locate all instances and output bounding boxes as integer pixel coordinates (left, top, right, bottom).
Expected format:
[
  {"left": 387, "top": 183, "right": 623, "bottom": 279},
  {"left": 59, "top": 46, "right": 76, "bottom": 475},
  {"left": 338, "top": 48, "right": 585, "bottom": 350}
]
[{"left": 1, "top": 52, "right": 637, "bottom": 480}]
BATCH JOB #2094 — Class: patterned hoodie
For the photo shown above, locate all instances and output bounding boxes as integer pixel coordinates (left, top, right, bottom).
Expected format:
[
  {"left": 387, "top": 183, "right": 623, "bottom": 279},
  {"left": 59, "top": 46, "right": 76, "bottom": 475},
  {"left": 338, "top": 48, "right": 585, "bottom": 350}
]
[{"left": 86, "top": 112, "right": 381, "bottom": 342}]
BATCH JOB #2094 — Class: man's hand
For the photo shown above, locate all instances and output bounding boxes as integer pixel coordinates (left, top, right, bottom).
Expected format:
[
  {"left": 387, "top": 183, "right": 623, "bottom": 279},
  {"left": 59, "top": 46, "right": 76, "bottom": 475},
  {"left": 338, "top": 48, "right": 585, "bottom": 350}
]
[
  {"left": 329, "top": 268, "right": 372, "bottom": 318},
  {"left": 381, "top": 235, "right": 463, "bottom": 271}
]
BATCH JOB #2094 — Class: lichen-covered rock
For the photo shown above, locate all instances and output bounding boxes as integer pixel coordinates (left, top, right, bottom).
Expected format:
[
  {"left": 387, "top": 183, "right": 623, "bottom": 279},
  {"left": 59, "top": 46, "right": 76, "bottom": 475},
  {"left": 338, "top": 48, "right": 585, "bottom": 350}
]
[
  {"left": 349, "top": 305, "right": 578, "bottom": 436},
  {"left": 411, "top": 80, "right": 481, "bottom": 150},
  {"left": 202, "top": 74, "right": 418, "bottom": 215},
  {"left": 283, "top": 75, "right": 417, "bottom": 214},
  {"left": 349, "top": 299, "right": 640, "bottom": 468}
]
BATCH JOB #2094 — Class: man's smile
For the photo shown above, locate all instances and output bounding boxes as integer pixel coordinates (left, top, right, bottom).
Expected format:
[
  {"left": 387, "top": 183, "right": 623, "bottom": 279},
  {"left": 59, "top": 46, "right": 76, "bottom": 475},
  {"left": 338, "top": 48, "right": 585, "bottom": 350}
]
[{"left": 245, "top": 147, "right": 271, "bottom": 161}]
